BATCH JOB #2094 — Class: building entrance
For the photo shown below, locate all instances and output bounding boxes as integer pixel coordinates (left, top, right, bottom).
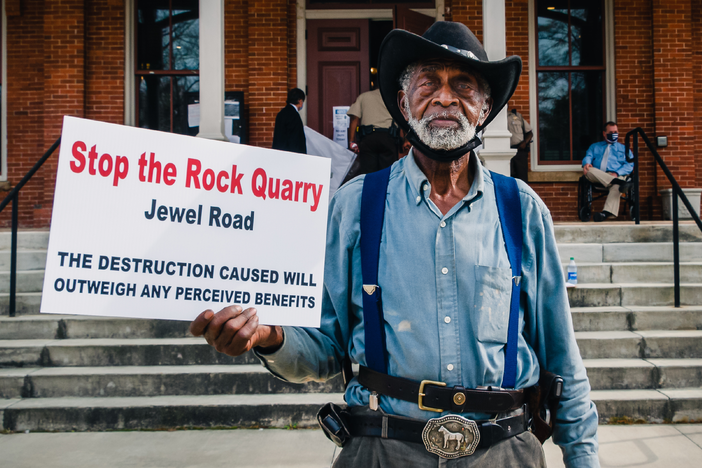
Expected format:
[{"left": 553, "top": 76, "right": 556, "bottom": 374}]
[{"left": 306, "top": 6, "right": 433, "bottom": 140}]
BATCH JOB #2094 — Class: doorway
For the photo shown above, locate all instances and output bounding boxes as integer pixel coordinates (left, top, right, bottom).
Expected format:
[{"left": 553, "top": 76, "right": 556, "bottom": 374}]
[{"left": 306, "top": 7, "right": 434, "bottom": 139}]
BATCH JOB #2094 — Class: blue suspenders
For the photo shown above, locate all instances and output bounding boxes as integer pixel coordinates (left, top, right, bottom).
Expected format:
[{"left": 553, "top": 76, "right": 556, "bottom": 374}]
[{"left": 359, "top": 168, "right": 523, "bottom": 388}]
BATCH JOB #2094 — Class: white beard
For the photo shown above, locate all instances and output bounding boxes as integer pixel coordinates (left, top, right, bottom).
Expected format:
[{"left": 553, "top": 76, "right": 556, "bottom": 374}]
[{"left": 404, "top": 100, "right": 477, "bottom": 151}]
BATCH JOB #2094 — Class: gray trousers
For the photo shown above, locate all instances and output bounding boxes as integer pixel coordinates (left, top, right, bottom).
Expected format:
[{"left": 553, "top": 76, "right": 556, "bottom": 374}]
[
  {"left": 585, "top": 167, "right": 627, "bottom": 216},
  {"left": 332, "top": 430, "right": 546, "bottom": 467}
]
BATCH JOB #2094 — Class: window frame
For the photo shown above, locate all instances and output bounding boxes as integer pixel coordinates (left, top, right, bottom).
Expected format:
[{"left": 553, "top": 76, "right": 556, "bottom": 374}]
[
  {"left": 133, "top": 0, "right": 199, "bottom": 134},
  {"left": 529, "top": 0, "right": 615, "bottom": 173}
]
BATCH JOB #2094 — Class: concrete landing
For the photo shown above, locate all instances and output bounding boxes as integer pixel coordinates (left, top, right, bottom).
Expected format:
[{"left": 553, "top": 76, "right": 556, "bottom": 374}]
[{"left": 1, "top": 425, "right": 701, "bottom": 468}]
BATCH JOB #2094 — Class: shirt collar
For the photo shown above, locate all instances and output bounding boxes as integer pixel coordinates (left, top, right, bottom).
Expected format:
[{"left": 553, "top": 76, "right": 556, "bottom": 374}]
[
  {"left": 403, "top": 149, "right": 484, "bottom": 205},
  {"left": 289, "top": 103, "right": 300, "bottom": 113}
]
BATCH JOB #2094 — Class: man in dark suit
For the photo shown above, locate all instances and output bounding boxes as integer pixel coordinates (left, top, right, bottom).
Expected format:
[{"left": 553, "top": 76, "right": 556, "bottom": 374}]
[{"left": 272, "top": 88, "right": 307, "bottom": 154}]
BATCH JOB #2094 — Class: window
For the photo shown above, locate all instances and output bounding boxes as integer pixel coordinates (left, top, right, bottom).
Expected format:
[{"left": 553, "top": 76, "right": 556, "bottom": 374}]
[
  {"left": 535, "top": 0, "right": 604, "bottom": 164},
  {"left": 135, "top": 0, "right": 199, "bottom": 136}
]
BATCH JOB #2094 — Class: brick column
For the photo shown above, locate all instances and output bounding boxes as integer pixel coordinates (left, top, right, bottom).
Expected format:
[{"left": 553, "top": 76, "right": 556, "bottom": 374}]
[
  {"left": 693, "top": 0, "right": 702, "bottom": 189},
  {"left": 39, "top": 0, "right": 86, "bottom": 224},
  {"left": 450, "top": 0, "right": 483, "bottom": 43},
  {"left": 652, "top": 0, "right": 696, "bottom": 189},
  {"left": 248, "top": 0, "right": 289, "bottom": 148},
  {"left": 4, "top": 0, "right": 45, "bottom": 227}
]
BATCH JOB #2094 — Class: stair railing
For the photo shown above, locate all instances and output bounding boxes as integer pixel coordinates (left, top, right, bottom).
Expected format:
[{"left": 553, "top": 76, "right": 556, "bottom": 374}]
[
  {"left": 624, "top": 128, "right": 702, "bottom": 307},
  {"left": 0, "top": 137, "right": 61, "bottom": 317}
]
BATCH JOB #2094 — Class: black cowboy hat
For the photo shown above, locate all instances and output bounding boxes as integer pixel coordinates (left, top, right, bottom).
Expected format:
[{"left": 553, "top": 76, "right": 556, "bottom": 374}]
[{"left": 378, "top": 21, "right": 522, "bottom": 136}]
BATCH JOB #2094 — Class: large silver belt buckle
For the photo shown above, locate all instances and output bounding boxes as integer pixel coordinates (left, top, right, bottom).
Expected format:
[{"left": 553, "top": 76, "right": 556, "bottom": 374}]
[{"left": 421, "top": 414, "right": 480, "bottom": 459}]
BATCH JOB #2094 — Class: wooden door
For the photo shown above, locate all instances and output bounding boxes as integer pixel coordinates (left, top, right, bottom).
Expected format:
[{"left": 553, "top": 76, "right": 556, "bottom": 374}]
[
  {"left": 307, "top": 20, "right": 370, "bottom": 139},
  {"left": 393, "top": 6, "right": 434, "bottom": 35}
]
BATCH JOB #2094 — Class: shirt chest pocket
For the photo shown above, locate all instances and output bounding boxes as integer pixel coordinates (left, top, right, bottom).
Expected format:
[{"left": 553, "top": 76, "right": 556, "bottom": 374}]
[{"left": 471, "top": 265, "right": 513, "bottom": 343}]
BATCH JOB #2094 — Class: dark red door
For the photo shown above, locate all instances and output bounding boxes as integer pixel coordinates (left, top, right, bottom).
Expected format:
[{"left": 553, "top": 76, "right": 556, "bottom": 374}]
[
  {"left": 394, "top": 6, "right": 434, "bottom": 35},
  {"left": 307, "top": 20, "right": 370, "bottom": 139}
]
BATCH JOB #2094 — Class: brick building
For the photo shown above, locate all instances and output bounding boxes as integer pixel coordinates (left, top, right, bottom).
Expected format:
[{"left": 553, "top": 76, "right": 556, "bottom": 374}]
[{"left": 2, "top": 0, "right": 701, "bottom": 226}]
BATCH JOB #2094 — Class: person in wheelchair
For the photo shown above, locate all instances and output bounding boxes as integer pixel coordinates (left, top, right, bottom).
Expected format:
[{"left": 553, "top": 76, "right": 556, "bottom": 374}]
[{"left": 581, "top": 121, "right": 633, "bottom": 222}]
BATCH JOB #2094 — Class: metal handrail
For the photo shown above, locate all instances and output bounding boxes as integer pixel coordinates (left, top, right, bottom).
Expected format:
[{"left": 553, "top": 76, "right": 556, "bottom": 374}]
[
  {"left": 0, "top": 137, "right": 61, "bottom": 317},
  {"left": 624, "top": 128, "right": 702, "bottom": 307}
]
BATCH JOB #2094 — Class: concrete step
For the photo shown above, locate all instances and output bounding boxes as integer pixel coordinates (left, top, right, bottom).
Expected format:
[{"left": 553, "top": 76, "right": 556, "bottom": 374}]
[
  {"left": 591, "top": 388, "right": 702, "bottom": 424},
  {"left": 0, "top": 338, "right": 257, "bottom": 367},
  {"left": 0, "top": 230, "right": 50, "bottom": 251},
  {"left": 0, "top": 393, "right": 346, "bottom": 432},
  {"left": 0, "top": 315, "right": 191, "bottom": 340},
  {"left": 563, "top": 263, "right": 702, "bottom": 284},
  {"left": 0, "top": 250, "right": 48, "bottom": 272},
  {"left": 554, "top": 223, "right": 702, "bottom": 244},
  {"left": 584, "top": 358, "right": 702, "bottom": 390},
  {"left": 0, "top": 365, "right": 345, "bottom": 399},
  {"left": 0, "top": 292, "right": 41, "bottom": 316},
  {"left": 570, "top": 306, "right": 702, "bottom": 332},
  {"left": 567, "top": 283, "right": 702, "bottom": 307},
  {"left": 0, "top": 270, "right": 45, "bottom": 293},
  {"left": 558, "top": 242, "right": 702, "bottom": 264},
  {"left": 575, "top": 330, "right": 702, "bottom": 359}
]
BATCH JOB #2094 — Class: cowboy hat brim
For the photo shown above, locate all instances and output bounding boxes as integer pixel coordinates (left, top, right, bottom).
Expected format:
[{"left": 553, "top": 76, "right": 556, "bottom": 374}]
[{"left": 378, "top": 27, "right": 522, "bottom": 134}]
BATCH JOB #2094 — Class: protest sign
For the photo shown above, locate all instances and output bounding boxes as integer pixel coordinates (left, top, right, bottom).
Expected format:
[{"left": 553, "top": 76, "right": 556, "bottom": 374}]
[{"left": 40, "top": 116, "right": 331, "bottom": 327}]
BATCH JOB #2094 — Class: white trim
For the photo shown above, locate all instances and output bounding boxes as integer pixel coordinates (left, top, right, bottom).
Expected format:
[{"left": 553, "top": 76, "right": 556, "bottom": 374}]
[
  {"left": 305, "top": 8, "right": 436, "bottom": 20},
  {"left": 296, "top": 0, "right": 307, "bottom": 125},
  {"left": 1, "top": 0, "right": 7, "bottom": 181},
  {"left": 604, "top": 0, "right": 616, "bottom": 121},
  {"left": 529, "top": 0, "right": 616, "bottom": 172},
  {"left": 124, "top": 0, "right": 135, "bottom": 126}
]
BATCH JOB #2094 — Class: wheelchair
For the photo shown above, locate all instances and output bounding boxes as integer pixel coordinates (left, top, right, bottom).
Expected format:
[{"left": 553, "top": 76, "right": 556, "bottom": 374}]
[{"left": 577, "top": 174, "right": 637, "bottom": 222}]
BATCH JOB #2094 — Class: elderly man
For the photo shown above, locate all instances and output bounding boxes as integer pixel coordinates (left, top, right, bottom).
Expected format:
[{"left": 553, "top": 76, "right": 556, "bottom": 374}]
[{"left": 190, "top": 22, "right": 599, "bottom": 468}]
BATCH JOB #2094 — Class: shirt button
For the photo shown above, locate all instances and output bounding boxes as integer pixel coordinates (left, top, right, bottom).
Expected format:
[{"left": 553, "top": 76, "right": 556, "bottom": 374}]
[
  {"left": 444, "top": 316, "right": 451, "bottom": 323},
  {"left": 423, "top": 185, "right": 430, "bottom": 191},
  {"left": 440, "top": 221, "right": 446, "bottom": 228},
  {"left": 447, "top": 364, "right": 454, "bottom": 371},
  {"left": 441, "top": 267, "right": 448, "bottom": 274},
  {"left": 416, "top": 196, "right": 421, "bottom": 203}
]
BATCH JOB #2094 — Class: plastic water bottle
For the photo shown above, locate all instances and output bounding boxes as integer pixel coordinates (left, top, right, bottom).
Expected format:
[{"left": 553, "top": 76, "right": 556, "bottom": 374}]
[{"left": 567, "top": 257, "right": 578, "bottom": 285}]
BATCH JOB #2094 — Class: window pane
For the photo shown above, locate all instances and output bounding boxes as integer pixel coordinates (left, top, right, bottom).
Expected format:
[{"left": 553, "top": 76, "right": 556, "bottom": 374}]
[
  {"left": 139, "top": 76, "right": 171, "bottom": 132},
  {"left": 538, "top": 72, "right": 571, "bottom": 161},
  {"left": 571, "top": 71, "right": 603, "bottom": 161},
  {"left": 538, "top": 0, "right": 570, "bottom": 66},
  {"left": 137, "top": 1, "right": 171, "bottom": 70},
  {"left": 571, "top": 0, "right": 603, "bottom": 66},
  {"left": 172, "top": 2, "right": 199, "bottom": 70},
  {"left": 173, "top": 76, "right": 200, "bottom": 136}
]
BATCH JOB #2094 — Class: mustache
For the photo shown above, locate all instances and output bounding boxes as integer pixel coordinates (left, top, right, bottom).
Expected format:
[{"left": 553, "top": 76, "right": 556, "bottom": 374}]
[{"left": 421, "top": 111, "right": 466, "bottom": 124}]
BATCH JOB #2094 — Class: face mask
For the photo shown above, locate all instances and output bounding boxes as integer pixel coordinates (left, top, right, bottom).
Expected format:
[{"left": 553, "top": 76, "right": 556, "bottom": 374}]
[{"left": 606, "top": 132, "right": 618, "bottom": 143}]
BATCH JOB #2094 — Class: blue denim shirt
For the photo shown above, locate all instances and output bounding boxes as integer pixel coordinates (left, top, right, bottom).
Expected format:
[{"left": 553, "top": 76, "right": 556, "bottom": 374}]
[
  {"left": 582, "top": 140, "right": 632, "bottom": 176},
  {"left": 258, "top": 151, "right": 599, "bottom": 467}
]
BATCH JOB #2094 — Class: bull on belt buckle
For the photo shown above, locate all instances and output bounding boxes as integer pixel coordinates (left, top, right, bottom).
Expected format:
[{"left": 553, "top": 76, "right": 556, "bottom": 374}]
[{"left": 421, "top": 415, "right": 480, "bottom": 459}]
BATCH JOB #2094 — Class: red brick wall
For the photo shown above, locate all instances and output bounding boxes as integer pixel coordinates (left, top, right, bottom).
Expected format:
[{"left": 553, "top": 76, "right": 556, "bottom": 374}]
[
  {"left": 247, "top": 0, "right": 289, "bottom": 148},
  {"left": 451, "top": 0, "right": 483, "bottom": 43},
  {"left": 225, "top": 0, "right": 250, "bottom": 139},
  {"left": 3, "top": 0, "right": 45, "bottom": 227},
  {"left": 693, "top": 0, "right": 702, "bottom": 189},
  {"left": 85, "top": 0, "right": 125, "bottom": 126},
  {"left": 287, "top": 0, "right": 297, "bottom": 91},
  {"left": 614, "top": 0, "right": 659, "bottom": 219},
  {"left": 652, "top": 0, "right": 696, "bottom": 189}
]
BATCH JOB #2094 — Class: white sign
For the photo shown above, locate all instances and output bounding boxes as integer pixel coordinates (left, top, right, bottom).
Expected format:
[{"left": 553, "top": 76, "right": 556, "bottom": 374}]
[
  {"left": 332, "top": 106, "right": 350, "bottom": 148},
  {"left": 40, "top": 117, "right": 331, "bottom": 327}
]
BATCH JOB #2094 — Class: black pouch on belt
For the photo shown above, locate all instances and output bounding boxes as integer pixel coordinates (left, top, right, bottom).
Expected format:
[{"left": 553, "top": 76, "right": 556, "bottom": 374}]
[
  {"left": 529, "top": 370, "right": 564, "bottom": 444},
  {"left": 317, "top": 402, "right": 351, "bottom": 447}
]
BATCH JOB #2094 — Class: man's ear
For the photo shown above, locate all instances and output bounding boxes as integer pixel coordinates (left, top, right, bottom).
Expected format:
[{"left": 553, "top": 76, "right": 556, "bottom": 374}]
[
  {"left": 399, "top": 91, "right": 409, "bottom": 121},
  {"left": 478, "top": 97, "right": 493, "bottom": 126}
]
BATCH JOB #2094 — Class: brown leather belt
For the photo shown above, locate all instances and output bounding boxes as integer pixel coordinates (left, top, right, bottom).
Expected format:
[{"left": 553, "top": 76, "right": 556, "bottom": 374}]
[{"left": 358, "top": 366, "right": 526, "bottom": 413}]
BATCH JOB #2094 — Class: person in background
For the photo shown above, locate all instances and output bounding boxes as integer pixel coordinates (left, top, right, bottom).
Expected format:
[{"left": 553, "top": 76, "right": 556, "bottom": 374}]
[
  {"left": 507, "top": 108, "right": 533, "bottom": 182},
  {"left": 582, "top": 121, "right": 632, "bottom": 222},
  {"left": 272, "top": 88, "right": 307, "bottom": 154},
  {"left": 343, "top": 87, "right": 400, "bottom": 182}
]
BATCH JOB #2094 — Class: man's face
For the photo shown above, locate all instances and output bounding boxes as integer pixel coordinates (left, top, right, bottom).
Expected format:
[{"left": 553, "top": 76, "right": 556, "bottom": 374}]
[
  {"left": 603, "top": 124, "right": 618, "bottom": 142},
  {"left": 399, "top": 60, "right": 492, "bottom": 151}
]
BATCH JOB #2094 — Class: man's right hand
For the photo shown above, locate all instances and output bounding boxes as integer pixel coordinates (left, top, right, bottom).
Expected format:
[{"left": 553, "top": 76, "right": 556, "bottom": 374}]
[
  {"left": 189, "top": 305, "right": 284, "bottom": 357},
  {"left": 583, "top": 164, "right": 593, "bottom": 175},
  {"left": 349, "top": 142, "right": 360, "bottom": 154}
]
